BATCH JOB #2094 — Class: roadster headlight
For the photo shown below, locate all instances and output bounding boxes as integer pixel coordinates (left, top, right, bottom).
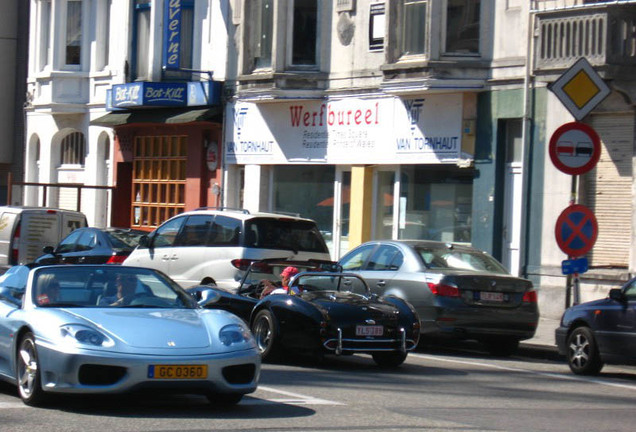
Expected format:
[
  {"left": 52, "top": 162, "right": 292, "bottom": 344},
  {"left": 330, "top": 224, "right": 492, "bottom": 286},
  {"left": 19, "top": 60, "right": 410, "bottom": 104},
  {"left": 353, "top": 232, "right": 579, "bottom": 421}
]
[
  {"left": 60, "top": 324, "right": 114, "bottom": 348},
  {"left": 219, "top": 324, "right": 254, "bottom": 347}
]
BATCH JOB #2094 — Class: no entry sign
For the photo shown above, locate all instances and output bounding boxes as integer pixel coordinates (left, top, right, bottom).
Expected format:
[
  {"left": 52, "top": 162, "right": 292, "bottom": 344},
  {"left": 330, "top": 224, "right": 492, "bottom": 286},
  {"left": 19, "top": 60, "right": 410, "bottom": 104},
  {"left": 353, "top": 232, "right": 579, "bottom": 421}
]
[
  {"left": 549, "top": 122, "right": 601, "bottom": 175},
  {"left": 555, "top": 204, "right": 598, "bottom": 257}
]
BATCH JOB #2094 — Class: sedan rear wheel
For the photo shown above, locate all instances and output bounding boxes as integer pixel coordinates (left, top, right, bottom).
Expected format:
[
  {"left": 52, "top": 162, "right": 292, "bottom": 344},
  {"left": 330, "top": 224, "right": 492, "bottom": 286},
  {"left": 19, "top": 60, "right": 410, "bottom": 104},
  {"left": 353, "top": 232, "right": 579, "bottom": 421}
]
[
  {"left": 17, "top": 332, "right": 47, "bottom": 406},
  {"left": 372, "top": 351, "right": 408, "bottom": 368},
  {"left": 251, "top": 310, "right": 281, "bottom": 361},
  {"left": 567, "top": 327, "right": 603, "bottom": 375}
]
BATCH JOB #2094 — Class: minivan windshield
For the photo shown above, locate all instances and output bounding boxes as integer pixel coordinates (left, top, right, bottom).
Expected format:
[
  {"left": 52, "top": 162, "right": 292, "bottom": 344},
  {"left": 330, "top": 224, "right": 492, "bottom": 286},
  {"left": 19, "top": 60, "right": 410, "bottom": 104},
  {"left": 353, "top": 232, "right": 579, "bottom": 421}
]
[{"left": 244, "top": 218, "right": 329, "bottom": 253}]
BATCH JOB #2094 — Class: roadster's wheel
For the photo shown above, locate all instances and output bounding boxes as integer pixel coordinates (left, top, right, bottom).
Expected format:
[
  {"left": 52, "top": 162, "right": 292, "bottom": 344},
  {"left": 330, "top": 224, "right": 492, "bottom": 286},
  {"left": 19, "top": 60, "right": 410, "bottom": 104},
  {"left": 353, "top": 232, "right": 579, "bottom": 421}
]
[
  {"left": 16, "top": 332, "right": 47, "bottom": 406},
  {"left": 251, "top": 310, "right": 281, "bottom": 361},
  {"left": 206, "top": 392, "right": 244, "bottom": 407},
  {"left": 372, "top": 351, "right": 408, "bottom": 368},
  {"left": 567, "top": 327, "right": 603, "bottom": 375}
]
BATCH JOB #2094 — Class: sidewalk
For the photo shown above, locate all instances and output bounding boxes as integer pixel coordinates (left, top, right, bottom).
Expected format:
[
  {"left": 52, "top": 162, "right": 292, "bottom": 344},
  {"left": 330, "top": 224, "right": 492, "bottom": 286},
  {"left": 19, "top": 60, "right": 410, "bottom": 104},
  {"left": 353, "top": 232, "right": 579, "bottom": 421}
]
[{"left": 519, "top": 316, "right": 561, "bottom": 358}]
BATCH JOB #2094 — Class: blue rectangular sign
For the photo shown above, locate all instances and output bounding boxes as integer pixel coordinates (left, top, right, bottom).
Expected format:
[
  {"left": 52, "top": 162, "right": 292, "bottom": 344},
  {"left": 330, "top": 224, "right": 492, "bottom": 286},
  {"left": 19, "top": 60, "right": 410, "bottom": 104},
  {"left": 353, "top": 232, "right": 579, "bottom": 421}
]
[
  {"left": 163, "top": 0, "right": 182, "bottom": 70},
  {"left": 562, "top": 257, "right": 589, "bottom": 275},
  {"left": 112, "top": 82, "right": 187, "bottom": 108}
]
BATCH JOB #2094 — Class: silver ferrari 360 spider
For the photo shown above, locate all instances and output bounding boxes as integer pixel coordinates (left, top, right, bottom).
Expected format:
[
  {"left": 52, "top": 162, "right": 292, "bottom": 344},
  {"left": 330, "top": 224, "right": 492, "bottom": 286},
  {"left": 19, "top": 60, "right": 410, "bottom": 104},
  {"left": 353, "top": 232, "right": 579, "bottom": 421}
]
[{"left": 0, "top": 264, "right": 260, "bottom": 406}]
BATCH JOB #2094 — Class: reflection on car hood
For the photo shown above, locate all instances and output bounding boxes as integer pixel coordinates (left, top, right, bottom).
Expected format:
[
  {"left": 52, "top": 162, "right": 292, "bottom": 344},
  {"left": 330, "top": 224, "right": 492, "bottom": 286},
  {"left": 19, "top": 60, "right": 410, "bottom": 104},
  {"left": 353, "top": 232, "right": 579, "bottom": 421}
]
[
  {"left": 302, "top": 291, "right": 399, "bottom": 318},
  {"left": 64, "top": 309, "right": 211, "bottom": 349}
]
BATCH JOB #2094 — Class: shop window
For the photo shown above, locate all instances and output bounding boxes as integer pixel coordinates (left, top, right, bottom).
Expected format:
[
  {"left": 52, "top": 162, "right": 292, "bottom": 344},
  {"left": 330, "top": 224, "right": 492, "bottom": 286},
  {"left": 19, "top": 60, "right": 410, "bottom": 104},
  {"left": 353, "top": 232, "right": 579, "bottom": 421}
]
[
  {"left": 397, "top": 166, "right": 473, "bottom": 243},
  {"left": 131, "top": 136, "right": 187, "bottom": 228},
  {"left": 401, "top": 0, "right": 428, "bottom": 57},
  {"left": 249, "top": 0, "right": 274, "bottom": 71},
  {"left": 290, "top": 0, "right": 318, "bottom": 67},
  {"left": 133, "top": 0, "right": 151, "bottom": 80},
  {"left": 66, "top": 0, "right": 83, "bottom": 66},
  {"left": 445, "top": 0, "right": 480, "bottom": 55},
  {"left": 369, "top": 2, "right": 385, "bottom": 51},
  {"left": 60, "top": 132, "right": 86, "bottom": 165}
]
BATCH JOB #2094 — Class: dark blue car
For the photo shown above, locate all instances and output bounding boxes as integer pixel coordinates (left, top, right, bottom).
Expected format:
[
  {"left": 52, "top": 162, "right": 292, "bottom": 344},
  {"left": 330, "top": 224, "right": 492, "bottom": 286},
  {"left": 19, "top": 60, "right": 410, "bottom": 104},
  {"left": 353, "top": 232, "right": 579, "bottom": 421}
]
[{"left": 555, "top": 279, "right": 636, "bottom": 375}]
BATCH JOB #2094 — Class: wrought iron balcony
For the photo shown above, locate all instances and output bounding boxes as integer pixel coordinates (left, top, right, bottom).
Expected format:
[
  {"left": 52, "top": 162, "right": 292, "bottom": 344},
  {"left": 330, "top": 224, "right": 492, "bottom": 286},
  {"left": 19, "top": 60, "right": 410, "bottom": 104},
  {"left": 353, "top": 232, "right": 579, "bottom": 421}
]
[{"left": 534, "top": 3, "right": 636, "bottom": 72}]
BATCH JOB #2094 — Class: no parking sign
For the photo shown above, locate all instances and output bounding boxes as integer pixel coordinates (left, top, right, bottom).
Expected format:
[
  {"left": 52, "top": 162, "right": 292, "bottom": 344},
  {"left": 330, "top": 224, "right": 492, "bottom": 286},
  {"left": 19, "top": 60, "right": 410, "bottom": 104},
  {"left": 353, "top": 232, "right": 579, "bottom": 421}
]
[{"left": 554, "top": 204, "right": 598, "bottom": 257}]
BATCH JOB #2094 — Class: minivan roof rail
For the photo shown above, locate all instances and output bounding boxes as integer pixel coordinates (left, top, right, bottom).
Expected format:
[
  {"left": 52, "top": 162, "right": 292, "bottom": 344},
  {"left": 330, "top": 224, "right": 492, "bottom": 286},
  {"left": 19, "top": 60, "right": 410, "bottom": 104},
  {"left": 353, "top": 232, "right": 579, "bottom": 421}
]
[{"left": 194, "top": 207, "right": 250, "bottom": 214}]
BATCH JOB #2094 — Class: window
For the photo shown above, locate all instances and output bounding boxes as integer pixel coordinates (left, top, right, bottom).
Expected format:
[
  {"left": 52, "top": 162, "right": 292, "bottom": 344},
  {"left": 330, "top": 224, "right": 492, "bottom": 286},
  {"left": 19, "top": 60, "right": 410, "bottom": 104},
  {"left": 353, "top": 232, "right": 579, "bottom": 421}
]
[
  {"left": 66, "top": 0, "right": 83, "bottom": 65},
  {"left": 163, "top": 0, "right": 195, "bottom": 79},
  {"left": 369, "top": 2, "right": 385, "bottom": 51},
  {"left": 133, "top": 0, "right": 151, "bottom": 80},
  {"left": 38, "top": 0, "right": 52, "bottom": 71},
  {"left": 367, "top": 246, "right": 403, "bottom": 271},
  {"left": 402, "top": 0, "right": 428, "bottom": 57},
  {"left": 152, "top": 217, "right": 186, "bottom": 248},
  {"left": 210, "top": 216, "right": 241, "bottom": 246},
  {"left": 445, "top": 0, "right": 480, "bottom": 55},
  {"left": 60, "top": 132, "right": 86, "bottom": 165},
  {"left": 291, "top": 0, "right": 318, "bottom": 66},
  {"left": 174, "top": 215, "right": 214, "bottom": 247},
  {"left": 250, "top": 0, "right": 274, "bottom": 70},
  {"left": 132, "top": 136, "right": 187, "bottom": 228},
  {"left": 340, "top": 244, "right": 375, "bottom": 271}
]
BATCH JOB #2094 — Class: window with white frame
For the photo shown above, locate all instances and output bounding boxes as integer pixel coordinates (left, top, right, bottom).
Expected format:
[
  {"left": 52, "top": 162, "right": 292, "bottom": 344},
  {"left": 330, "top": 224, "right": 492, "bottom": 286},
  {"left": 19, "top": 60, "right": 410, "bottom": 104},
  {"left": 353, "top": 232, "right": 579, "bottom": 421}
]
[
  {"left": 38, "top": 0, "right": 52, "bottom": 71},
  {"left": 401, "top": 0, "right": 428, "bottom": 57},
  {"left": 65, "top": 0, "right": 83, "bottom": 66},
  {"left": 133, "top": 0, "right": 151, "bottom": 80},
  {"left": 369, "top": 2, "right": 385, "bottom": 51},
  {"left": 249, "top": 0, "right": 274, "bottom": 70},
  {"left": 445, "top": 0, "right": 480, "bottom": 55},
  {"left": 61, "top": 132, "right": 86, "bottom": 166},
  {"left": 290, "top": 0, "right": 318, "bottom": 67}
]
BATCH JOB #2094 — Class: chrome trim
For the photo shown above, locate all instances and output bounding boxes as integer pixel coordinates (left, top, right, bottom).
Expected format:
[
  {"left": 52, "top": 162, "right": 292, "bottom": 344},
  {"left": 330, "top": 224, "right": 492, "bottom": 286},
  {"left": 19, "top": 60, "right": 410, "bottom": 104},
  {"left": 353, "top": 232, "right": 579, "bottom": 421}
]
[
  {"left": 323, "top": 338, "right": 418, "bottom": 353},
  {"left": 400, "top": 327, "right": 406, "bottom": 353},
  {"left": 336, "top": 328, "right": 343, "bottom": 355}
]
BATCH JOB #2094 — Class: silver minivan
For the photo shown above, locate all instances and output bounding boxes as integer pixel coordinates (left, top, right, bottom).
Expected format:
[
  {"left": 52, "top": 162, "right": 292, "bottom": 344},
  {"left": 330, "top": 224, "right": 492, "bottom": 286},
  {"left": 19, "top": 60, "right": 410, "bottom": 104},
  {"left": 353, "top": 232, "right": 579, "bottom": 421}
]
[
  {"left": 0, "top": 206, "right": 88, "bottom": 272},
  {"left": 123, "top": 208, "right": 331, "bottom": 289}
]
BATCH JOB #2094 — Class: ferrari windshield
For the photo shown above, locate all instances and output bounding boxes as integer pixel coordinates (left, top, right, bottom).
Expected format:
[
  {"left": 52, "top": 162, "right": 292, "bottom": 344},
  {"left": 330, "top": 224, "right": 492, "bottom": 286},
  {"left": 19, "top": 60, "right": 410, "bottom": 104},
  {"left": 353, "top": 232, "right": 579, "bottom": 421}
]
[{"left": 31, "top": 266, "right": 198, "bottom": 309}]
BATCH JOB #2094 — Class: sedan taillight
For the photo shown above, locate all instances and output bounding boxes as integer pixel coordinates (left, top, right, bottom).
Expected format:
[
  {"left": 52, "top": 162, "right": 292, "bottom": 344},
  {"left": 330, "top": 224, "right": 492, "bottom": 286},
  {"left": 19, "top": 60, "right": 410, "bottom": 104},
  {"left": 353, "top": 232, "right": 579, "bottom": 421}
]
[
  {"left": 522, "top": 289, "right": 538, "bottom": 303},
  {"left": 427, "top": 282, "right": 460, "bottom": 297}
]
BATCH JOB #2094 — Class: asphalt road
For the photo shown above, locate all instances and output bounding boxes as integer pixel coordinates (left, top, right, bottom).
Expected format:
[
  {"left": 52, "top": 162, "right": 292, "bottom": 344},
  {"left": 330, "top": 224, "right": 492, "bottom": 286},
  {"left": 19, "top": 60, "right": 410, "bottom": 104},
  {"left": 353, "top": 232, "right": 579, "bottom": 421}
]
[{"left": 1, "top": 343, "right": 635, "bottom": 432}]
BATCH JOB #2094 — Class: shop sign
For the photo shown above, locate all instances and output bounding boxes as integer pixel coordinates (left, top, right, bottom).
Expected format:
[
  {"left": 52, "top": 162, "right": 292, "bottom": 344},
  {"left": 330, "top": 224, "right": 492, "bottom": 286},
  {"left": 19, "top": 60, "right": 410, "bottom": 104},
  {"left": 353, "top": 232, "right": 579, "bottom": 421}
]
[
  {"left": 225, "top": 95, "right": 463, "bottom": 165},
  {"left": 163, "top": 0, "right": 182, "bottom": 70},
  {"left": 112, "top": 82, "right": 187, "bottom": 108}
]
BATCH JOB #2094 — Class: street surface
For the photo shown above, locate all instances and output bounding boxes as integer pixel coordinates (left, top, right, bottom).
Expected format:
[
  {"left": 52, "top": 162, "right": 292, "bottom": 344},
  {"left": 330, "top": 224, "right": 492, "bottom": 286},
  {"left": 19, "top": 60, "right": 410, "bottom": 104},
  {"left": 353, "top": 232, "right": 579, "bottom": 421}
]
[{"left": 1, "top": 343, "right": 635, "bottom": 432}]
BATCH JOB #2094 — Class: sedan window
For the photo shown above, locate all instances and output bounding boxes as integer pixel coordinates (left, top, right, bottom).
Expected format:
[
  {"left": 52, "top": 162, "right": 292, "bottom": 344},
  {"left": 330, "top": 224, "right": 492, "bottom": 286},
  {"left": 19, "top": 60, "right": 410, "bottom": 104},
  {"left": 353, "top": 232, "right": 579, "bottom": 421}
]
[
  {"left": 416, "top": 247, "right": 508, "bottom": 274},
  {"left": 56, "top": 229, "right": 84, "bottom": 253},
  {"left": 624, "top": 279, "right": 636, "bottom": 300},
  {"left": 367, "top": 246, "right": 402, "bottom": 271},
  {"left": 340, "top": 244, "right": 375, "bottom": 270}
]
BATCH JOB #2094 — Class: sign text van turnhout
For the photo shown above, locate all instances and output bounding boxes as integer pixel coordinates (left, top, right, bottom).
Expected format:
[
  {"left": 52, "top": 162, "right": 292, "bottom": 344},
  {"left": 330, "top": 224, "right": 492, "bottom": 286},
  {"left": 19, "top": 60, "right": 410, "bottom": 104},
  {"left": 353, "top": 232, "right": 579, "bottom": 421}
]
[{"left": 0, "top": 206, "right": 87, "bottom": 272}]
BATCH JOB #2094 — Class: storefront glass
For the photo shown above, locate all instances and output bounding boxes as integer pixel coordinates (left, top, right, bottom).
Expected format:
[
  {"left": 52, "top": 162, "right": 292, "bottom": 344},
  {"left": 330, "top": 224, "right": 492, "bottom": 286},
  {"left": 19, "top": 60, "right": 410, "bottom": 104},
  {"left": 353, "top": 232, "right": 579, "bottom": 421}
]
[
  {"left": 272, "top": 165, "right": 335, "bottom": 251},
  {"left": 398, "top": 165, "right": 473, "bottom": 243}
]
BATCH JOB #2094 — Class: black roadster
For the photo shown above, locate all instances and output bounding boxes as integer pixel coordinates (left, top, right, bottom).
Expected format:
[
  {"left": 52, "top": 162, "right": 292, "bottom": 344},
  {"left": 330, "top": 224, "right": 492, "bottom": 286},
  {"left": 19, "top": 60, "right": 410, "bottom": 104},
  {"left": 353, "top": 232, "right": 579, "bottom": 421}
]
[{"left": 190, "top": 259, "right": 421, "bottom": 367}]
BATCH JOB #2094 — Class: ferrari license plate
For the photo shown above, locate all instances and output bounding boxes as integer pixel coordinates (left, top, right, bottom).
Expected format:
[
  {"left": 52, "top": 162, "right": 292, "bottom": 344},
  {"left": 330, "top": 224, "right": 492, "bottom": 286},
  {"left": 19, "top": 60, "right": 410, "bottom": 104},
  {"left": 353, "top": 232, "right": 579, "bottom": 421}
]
[
  {"left": 356, "top": 325, "right": 383, "bottom": 336},
  {"left": 148, "top": 365, "right": 208, "bottom": 380},
  {"left": 480, "top": 291, "right": 504, "bottom": 302}
]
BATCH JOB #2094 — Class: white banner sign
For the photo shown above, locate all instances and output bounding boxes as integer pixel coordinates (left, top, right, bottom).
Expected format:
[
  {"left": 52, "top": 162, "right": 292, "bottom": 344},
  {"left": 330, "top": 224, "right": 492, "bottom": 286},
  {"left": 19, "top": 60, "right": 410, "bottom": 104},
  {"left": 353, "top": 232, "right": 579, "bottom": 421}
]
[{"left": 225, "top": 95, "right": 463, "bottom": 165}]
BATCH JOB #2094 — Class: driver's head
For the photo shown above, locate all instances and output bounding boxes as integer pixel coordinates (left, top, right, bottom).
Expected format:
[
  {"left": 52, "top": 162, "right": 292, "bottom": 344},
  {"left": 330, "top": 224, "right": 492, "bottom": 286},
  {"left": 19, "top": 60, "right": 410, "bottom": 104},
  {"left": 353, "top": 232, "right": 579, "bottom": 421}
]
[
  {"left": 116, "top": 274, "right": 137, "bottom": 297},
  {"left": 280, "top": 266, "right": 299, "bottom": 284}
]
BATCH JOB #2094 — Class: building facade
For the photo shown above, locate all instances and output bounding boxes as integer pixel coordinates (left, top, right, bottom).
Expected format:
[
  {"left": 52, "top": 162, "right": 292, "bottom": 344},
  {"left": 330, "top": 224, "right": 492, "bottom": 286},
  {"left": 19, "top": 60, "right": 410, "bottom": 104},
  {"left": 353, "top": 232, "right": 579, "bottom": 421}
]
[{"left": 22, "top": 0, "right": 636, "bottom": 319}]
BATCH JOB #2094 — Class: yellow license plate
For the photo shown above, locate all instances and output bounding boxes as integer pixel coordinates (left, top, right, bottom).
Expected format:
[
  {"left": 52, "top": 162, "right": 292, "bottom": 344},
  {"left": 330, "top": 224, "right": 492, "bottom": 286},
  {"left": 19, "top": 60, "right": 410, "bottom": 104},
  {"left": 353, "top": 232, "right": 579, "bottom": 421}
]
[{"left": 148, "top": 365, "right": 208, "bottom": 380}]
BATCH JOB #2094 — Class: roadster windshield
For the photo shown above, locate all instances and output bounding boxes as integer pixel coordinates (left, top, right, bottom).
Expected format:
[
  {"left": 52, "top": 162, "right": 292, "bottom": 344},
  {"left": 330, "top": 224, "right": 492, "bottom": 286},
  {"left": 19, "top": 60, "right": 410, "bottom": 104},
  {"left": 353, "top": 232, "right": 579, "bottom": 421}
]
[{"left": 31, "top": 266, "right": 198, "bottom": 309}]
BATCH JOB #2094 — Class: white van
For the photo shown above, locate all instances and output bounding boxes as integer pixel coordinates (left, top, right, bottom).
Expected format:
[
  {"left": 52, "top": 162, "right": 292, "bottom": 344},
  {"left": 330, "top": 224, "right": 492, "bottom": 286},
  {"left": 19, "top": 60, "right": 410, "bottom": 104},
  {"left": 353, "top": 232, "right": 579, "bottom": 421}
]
[
  {"left": 123, "top": 208, "right": 331, "bottom": 289},
  {"left": 0, "top": 206, "right": 88, "bottom": 272}
]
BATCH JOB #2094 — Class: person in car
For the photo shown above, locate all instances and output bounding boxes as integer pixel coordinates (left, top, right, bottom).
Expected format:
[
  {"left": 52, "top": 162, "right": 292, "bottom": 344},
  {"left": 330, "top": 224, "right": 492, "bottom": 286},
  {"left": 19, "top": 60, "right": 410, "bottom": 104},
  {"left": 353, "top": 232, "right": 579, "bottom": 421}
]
[
  {"left": 36, "top": 274, "right": 60, "bottom": 306},
  {"left": 99, "top": 274, "right": 139, "bottom": 306},
  {"left": 260, "top": 266, "right": 300, "bottom": 298}
]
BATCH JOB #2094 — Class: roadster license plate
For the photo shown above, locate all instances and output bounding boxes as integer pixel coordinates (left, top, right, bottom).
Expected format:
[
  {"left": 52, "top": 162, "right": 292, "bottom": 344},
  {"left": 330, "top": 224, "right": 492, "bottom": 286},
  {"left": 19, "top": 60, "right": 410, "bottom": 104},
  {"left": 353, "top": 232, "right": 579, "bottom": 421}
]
[
  {"left": 479, "top": 291, "right": 504, "bottom": 302},
  {"left": 148, "top": 365, "right": 208, "bottom": 379},
  {"left": 356, "top": 325, "right": 383, "bottom": 336}
]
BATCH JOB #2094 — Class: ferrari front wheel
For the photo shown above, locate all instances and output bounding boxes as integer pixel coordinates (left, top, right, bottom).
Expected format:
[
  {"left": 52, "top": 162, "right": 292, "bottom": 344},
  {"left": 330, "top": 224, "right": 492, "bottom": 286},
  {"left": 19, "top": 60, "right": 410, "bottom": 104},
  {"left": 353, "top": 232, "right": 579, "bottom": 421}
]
[
  {"left": 251, "top": 310, "right": 282, "bottom": 361},
  {"left": 16, "top": 332, "right": 47, "bottom": 406}
]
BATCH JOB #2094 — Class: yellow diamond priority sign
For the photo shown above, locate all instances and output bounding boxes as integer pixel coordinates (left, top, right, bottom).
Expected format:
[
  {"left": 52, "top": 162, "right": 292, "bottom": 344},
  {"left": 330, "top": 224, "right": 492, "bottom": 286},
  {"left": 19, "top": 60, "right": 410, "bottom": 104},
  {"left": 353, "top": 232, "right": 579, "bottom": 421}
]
[{"left": 549, "top": 57, "right": 610, "bottom": 121}]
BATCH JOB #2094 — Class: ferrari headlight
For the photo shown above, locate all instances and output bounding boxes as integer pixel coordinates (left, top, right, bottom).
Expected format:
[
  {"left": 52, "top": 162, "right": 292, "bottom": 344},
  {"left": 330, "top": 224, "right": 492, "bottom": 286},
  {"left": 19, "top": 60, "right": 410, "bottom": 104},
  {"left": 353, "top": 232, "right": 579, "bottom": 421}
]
[
  {"left": 60, "top": 324, "right": 114, "bottom": 348},
  {"left": 219, "top": 324, "right": 254, "bottom": 347}
]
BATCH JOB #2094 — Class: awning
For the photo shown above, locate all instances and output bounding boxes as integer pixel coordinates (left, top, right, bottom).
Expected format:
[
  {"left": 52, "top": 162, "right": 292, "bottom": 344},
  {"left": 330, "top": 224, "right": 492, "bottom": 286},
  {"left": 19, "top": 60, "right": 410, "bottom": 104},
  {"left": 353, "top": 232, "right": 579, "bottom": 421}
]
[{"left": 90, "top": 106, "right": 222, "bottom": 127}]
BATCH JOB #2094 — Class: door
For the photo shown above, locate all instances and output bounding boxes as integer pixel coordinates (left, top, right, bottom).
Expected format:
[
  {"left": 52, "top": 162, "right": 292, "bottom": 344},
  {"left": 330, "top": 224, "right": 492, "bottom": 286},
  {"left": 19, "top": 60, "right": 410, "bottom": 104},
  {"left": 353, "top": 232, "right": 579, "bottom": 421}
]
[
  {"left": 502, "top": 119, "right": 523, "bottom": 275},
  {"left": 124, "top": 216, "right": 186, "bottom": 275}
]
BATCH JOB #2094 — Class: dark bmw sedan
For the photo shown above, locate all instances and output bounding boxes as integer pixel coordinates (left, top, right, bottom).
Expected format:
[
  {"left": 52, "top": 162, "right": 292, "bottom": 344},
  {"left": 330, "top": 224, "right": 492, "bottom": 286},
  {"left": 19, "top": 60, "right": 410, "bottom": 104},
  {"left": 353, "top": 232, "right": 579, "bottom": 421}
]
[
  {"left": 36, "top": 227, "right": 145, "bottom": 265},
  {"left": 555, "top": 279, "right": 636, "bottom": 375},
  {"left": 338, "top": 240, "right": 539, "bottom": 356}
]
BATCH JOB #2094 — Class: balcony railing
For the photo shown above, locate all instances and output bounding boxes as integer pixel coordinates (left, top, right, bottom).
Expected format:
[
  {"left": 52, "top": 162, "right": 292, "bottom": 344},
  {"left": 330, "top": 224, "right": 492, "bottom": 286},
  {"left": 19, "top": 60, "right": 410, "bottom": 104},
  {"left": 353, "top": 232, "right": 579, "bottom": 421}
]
[{"left": 535, "top": 4, "right": 636, "bottom": 71}]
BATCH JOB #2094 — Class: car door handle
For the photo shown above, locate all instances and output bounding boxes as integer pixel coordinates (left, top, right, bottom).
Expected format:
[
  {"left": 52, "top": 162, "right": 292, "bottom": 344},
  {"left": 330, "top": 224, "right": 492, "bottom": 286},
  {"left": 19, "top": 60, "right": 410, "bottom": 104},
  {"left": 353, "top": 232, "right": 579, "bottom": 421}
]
[
  {"left": 171, "top": 254, "right": 178, "bottom": 261},
  {"left": 377, "top": 281, "right": 386, "bottom": 287},
  {"left": 78, "top": 257, "right": 85, "bottom": 263},
  {"left": 161, "top": 254, "right": 171, "bottom": 261}
]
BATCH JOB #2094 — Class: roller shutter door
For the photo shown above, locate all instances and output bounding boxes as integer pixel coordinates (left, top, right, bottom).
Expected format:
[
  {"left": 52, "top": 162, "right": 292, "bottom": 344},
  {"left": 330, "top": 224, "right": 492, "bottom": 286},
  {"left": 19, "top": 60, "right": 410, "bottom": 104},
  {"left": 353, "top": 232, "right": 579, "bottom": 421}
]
[{"left": 583, "top": 114, "right": 633, "bottom": 268}]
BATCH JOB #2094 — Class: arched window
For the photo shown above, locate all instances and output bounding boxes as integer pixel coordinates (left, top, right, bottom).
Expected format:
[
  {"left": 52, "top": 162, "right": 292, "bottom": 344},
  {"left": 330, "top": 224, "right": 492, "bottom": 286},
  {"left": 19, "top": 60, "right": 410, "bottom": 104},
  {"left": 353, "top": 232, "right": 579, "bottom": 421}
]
[{"left": 60, "top": 131, "right": 86, "bottom": 165}]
